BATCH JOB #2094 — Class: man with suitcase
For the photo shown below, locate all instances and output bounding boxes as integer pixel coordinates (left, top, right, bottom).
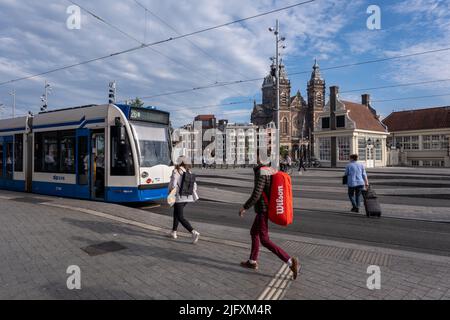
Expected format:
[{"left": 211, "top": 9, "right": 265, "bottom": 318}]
[{"left": 344, "top": 154, "right": 369, "bottom": 213}]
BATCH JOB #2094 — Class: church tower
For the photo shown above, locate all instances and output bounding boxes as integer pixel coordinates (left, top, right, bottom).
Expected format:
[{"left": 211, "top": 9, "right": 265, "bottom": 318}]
[
  {"left": 307, "top": 60, "right": 326, "bottom": 155},
  {"left": 261, "top": 62, "right": 291, "bottom": 112}
]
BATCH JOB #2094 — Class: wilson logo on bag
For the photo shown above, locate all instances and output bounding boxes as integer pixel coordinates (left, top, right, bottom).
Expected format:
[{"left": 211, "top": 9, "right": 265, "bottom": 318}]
[{"left": 262, "top": 171, "right": 294, "bottom": 226}]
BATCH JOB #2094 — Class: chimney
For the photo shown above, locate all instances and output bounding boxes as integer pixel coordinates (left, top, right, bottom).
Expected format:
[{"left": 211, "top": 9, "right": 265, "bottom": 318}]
[
  {"left": 362, "top": 94, "right": 370, "bottom": 107},
  {"left": 362, "top": 93, "right": 378, "bottom": 117}
]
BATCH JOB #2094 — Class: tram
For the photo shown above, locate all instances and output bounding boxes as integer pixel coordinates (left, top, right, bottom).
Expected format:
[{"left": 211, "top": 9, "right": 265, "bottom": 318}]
[{"left": 0, "top": 104, "right": 173, "bottom": 203}]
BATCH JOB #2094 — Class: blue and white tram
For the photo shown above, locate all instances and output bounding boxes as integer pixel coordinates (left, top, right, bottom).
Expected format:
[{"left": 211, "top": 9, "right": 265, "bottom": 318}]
[{"left": 0, "top": 104, "right": 173, "bottom": 203}]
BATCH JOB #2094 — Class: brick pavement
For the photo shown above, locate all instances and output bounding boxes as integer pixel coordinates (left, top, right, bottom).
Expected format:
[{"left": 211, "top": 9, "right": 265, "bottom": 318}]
[{"left": 0, "top": 190, "right": 449, "bottom": 300}]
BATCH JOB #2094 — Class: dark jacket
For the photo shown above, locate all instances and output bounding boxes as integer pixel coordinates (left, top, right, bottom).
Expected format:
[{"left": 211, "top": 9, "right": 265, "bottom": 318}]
[{"left": 243, "top": 165, "right": 275, "bottom": 213}]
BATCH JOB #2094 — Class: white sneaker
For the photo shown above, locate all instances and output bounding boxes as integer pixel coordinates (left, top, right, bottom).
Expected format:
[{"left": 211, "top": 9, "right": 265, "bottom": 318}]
[
  {"left": 169, "top": 231, "right": 178, "bottom": 239},
  {"left": 192, "top": 230, "right": 200, "bottom": 244}
]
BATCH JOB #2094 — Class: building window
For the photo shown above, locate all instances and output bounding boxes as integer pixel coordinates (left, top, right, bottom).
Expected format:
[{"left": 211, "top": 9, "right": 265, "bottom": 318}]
[
  {"left": 319, "top": 138, "right": 331, "bottom": 161},
  {"left": 432, "top": 160, "right": 442, "bottom": 167},
  {"left": 402, "top": 136, "right": 411, "bottom": 150},
  {"left": 337, "top": 136, "right": 350, "bottom": 161},
  {"left": 281, "top": 118, "right": 289, "bottom": 135},
  {"left": 292, "top": 116, "right": 298, "bottom": 137},
  {"left": 411, "top": 160, "right": 420, "bottom": 167},
  {"left": 14, "top": 134, "right": 24, "bottom": 172},
  {"left": 411, "top": 136, "right": 419, "bottom": 150},
  {"left": 322, "top": 117, "right": 330, "bottom": 129},
  {"left": 34, "top": 130, "right": 76, "bottom": 174},
  {"left": 442, "top": 136, "right": 449, "bottom": 150},
  {"left": 358, "top": 138, "right": 367, "bottom": 161},
  {"left": 423, "top": 135, "right": 447, "bottom": 150},
  {"left": 375, "top": 140, "right": 382, "bottom": 161},
  {"left": 396, "top": 136, "right": 419, "bottom": 150},
  {"left": 336, "top": 116, "right": 345, "bottom": 128}
]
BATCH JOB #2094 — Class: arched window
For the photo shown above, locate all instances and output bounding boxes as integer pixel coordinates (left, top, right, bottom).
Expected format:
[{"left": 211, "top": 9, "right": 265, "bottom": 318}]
[
  {"left": 281, "top": 117, "right": 289, "bottom": 135},
  {"left": 292, "top": 116, "right": 298, "bottom": 136}
]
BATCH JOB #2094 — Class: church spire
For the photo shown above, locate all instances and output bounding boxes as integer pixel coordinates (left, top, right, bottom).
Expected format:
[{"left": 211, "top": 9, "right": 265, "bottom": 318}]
[{"left": 311, "top": 59, "right": 322, "bottom": 81}]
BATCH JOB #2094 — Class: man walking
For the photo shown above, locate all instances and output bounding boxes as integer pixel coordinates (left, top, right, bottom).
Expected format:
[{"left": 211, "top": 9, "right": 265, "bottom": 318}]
[
  {"left": 344, "top": 154, "right": 369, "bottom": 213},
  {"left": 298, "top": 154, "right": 307, "bottom": 173},
  {"left": 239, "top": 162, "right": 299, "bottom": 280}
]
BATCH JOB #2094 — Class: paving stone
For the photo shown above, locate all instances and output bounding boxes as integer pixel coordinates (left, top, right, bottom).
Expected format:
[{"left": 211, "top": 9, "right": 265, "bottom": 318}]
[{"left": 1, "top": 190, "right": 450, "bottom": 300}]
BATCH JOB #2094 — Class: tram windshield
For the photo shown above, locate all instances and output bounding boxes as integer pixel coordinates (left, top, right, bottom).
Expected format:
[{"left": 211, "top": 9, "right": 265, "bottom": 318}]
[{"left": 131, "top": 122, "right": 171, "bottom": 168}]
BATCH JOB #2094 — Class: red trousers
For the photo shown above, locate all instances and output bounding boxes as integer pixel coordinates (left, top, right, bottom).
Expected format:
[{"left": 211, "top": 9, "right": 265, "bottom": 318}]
[{"left": 250, "top": 212, "right": 291, "bottom": 263}]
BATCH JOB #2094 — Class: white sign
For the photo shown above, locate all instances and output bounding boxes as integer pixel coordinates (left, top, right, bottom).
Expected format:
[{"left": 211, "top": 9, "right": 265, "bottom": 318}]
[
  {"left": 66, "top": 265, "right": 81, "bottom": 290},
  {"left": 66, "top": 5, "right": 81, "bottom": 30}
]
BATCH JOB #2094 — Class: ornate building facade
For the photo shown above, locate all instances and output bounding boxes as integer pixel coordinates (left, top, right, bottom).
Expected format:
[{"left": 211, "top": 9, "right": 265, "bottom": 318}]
[{"left": 251, "top": 60, "right": 326, "bottom": 158}]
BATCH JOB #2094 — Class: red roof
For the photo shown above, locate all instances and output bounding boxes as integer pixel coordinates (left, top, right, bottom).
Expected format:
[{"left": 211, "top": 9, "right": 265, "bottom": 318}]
[
  {"left": 383, "top": 106, "right": 450, "bottom": 132},
  {"left": 342, "top": 101, "right": 387, "bottom": 132},
  {"left": 195, "top": 115, "right": 216, "bottom": 121}
]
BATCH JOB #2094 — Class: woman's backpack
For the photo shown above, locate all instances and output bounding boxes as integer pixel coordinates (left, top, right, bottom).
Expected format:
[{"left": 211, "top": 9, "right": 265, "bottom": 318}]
[{"left": 179, "top": 170, "right": 196, "bottom": 197}]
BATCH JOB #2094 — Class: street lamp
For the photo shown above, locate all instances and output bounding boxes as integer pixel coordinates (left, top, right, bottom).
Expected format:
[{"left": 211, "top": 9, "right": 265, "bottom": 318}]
[
  {"left": 367, "top": 138, "right": 374, "bottom": 168},
  {"left": 268, "top": 19, "right": 286, "bottom": 170}
]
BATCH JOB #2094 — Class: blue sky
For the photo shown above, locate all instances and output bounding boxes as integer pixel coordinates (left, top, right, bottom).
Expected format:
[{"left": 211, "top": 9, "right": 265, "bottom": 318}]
[{"left": 0, "top": 0, "right": 449, "bottom": 127}]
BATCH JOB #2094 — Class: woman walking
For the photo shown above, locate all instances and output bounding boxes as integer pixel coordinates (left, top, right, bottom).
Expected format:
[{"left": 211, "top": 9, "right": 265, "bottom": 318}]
[{"left": 168, "top": 156, "right": 200, "bottom": 243}]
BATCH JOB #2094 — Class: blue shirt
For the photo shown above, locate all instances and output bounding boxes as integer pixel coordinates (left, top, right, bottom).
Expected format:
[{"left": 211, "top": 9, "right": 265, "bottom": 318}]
[{"left": 345, "top": 161, "right": 367, "bottom": 188}]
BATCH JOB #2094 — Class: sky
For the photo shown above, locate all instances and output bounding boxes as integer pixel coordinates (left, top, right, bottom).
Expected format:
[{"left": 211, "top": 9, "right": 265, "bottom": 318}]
[{"left": 0, "top": 0, "right": 449, "bottom": 127}]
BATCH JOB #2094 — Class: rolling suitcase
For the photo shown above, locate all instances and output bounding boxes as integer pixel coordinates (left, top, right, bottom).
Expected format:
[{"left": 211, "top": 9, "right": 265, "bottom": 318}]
[{"left": 362, "top": 186, "right": 382, "bottom": 218}]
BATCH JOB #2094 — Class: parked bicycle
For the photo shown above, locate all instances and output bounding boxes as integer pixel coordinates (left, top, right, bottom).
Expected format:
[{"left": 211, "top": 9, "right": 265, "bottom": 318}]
[
  {"left": 305, "top": 158, "right": 321, "bottom": 168},
  {"left": 280, "top": 163, "right": 294, "bottom": 175}
]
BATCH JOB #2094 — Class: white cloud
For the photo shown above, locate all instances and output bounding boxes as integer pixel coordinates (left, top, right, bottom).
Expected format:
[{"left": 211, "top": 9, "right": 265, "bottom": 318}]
[{"left": 0, "top": 0, "right": 364, "bottom": 126}]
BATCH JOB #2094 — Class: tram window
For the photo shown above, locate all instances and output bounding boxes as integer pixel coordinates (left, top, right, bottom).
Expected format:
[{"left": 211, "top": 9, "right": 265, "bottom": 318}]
[
  {"left": 110, "top": 127, "right": 135, "bottom": 176},
  {"left": 77, "top": 136, "right": 88, "bottom": 185},
  {"left": 60, "top": 132, "right": 75, "bottom": 174},
  {"left": 6, "top": 142, "right": 13, "bottom": 179},
  {"left": 34, "top": 130, "right": 76, "bottom": 174},
  {"left": 0, "top": 143, "right": 3, "bottom": 178},
  {"left": 14, "top": 134, "right": 24, "bottom": 172}
]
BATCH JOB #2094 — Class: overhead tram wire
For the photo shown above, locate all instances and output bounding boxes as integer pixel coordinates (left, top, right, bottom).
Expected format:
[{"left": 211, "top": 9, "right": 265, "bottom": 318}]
[
  {"left": 371, "top": 92, "right": 450, "bottom": 103},
  {"left": 131, "top": 45, "right": 450, "bottom": 100},
  {"left": 67, "top": 0, "right": 232, "bottom": 95},
  {"left": 285, "top": 46, "right": 450, "bottom": 70},
  {"left": 131, "top": 0, "right": 249, "bottom": 99},
  {"left": 341, "top": 78, "right": 450, "bottom": 94},
  {"left": 0, "top": 0, "right": 317, "bottom": 87},
  {"left": 150, "top": 99, "right": 254, "bottom": 114},
  {"left": 133, "top": 0, "right": 255, "bottom": 83}
]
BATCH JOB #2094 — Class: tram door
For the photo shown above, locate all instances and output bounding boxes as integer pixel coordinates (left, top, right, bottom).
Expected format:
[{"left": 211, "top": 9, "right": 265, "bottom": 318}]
[
  {"left": 76, "top": 129, "right": 90, "bottom": 199},
  {"left": 91, "top": 132, "right": 105, "bottom": 200}
]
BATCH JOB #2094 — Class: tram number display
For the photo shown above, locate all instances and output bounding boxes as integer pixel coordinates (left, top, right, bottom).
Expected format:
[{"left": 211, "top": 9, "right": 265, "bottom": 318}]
[{"left": 130, "top": 107, "right": 170, "bottom": 125}]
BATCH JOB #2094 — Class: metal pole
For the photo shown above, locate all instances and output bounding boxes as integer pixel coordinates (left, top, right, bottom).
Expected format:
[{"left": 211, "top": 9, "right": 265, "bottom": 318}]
[
  {"left": 45, "top": 81, "right": 48, "bottom": 108},
  {"left": 275, "top": 19, "right": 280, "bottom": 171},
  {"left": 12, "top": 89, "right": 16, "bottom": 118}
]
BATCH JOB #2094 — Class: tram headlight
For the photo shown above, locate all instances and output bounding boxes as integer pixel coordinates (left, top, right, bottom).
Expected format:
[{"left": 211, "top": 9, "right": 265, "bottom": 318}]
[{"left": 141, "top": 172, "right": 149, "bottom": 179}]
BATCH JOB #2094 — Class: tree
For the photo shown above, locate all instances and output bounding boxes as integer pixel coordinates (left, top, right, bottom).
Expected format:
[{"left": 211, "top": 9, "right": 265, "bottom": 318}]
[
  {"left": 129, "top": 97, "right": 144, "bottom": 108},
  {"left": 280, "top": 146, "right": 289, "bottom": 158}
]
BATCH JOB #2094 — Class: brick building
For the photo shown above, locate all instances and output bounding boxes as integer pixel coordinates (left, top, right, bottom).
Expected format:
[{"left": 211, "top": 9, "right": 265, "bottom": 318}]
[
  {"left": 383, "top": 106, "right": 450, "bottom": 167},
  {"left": 251, "top": 60, "right": 326, "bottom": 159}
]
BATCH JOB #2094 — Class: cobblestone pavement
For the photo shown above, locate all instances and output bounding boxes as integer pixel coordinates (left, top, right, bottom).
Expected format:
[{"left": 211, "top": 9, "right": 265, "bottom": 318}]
[
  {"left": 195, "top": 168, "right": 450, "bottom": 222},
  {"left": 1, "top": 189, "right": 449, "bottom": 300}
]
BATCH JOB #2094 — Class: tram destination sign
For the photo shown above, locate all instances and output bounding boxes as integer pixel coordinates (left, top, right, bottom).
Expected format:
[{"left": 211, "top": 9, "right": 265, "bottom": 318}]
[{"left": 130, "top": 107, "right": 170, "bottom": 125}]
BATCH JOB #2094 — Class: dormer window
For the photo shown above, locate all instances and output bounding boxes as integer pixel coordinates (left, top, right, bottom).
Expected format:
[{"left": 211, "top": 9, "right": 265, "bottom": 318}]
[
  {"left": 322, "top": 117, "right": 330, "bottom": 129},
  {"left": 336, "top": 115, "right": 346, "bottom": 128}
]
